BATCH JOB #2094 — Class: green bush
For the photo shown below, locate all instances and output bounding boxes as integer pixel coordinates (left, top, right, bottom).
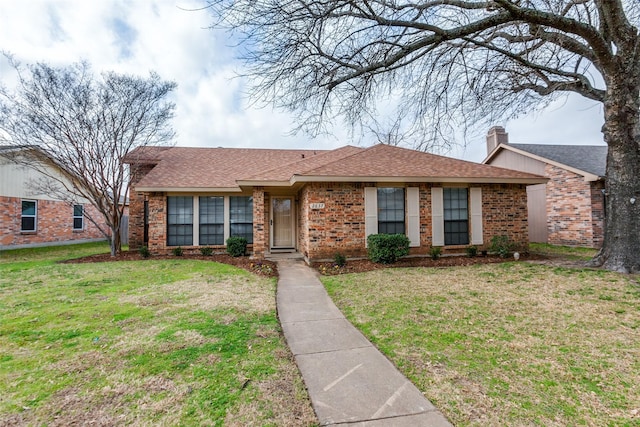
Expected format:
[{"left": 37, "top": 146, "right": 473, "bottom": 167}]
[
  {"left": 490, "top": 235, "right": 512, "bottom": 258},
  {"left": 199, "top": 246, "right": 213, "bottom": 256},
  {"left": 171, "top": 246, "right": 183, "bottom": 256},
  {"left": 226, "top": 236, "right": 247, "bottom": 257},
  {"left": 466, "top": 245, "right": 478, "bottom": 257},
  {"left": 367, "top": 234, "right": 410, "bottom": 264},
  {"left": 333, "top": 252, "right": 347, "bottom": 267},
  {"left": 430, "top": 246, "right": 442, "bottom": 260},
  {"left": 138, "top": 245, "right": 151, "bottom": 259}
]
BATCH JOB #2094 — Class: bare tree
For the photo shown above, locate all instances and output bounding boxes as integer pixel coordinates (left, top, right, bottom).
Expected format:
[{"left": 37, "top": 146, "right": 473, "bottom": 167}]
[
  {"left": 0, "top": 58, "right": 176, "bottom": 256},
  {"left": 207, "top": 0, "right": 640, "bottom": 273}
]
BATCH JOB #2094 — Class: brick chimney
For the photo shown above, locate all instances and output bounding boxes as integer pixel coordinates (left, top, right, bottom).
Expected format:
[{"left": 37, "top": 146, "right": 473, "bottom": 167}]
[{"left": 486, "top": 126, "right": 508, "bottom": 154}]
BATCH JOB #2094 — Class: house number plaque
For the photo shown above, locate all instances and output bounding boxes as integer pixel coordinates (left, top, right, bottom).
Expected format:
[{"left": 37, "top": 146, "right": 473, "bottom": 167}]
[{"left": 310, "top": 203, "right": 325, "bottom": 209}]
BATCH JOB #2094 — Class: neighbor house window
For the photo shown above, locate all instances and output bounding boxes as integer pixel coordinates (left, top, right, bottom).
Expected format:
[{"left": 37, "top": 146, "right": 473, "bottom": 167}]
[
  {"left": 230, "top": 196, "right": 253, "bottom": 243},
  {"left": 73, "top": 205, "right": 84, "bottom": 230},
  {"left": 21, "top": 200, "right": 37, "bottom": 232},
  {"left": 444, "top": 188, "right": 469, "bottom": 245},
  {"left": 167, "top": 196, "right": 193, "bottom": 246},
  {"left": 377, "top": 188, "right": 405, "bottom": 234},
  {"left": 199, "top": 196, "right": 224, "bottom": 245}
]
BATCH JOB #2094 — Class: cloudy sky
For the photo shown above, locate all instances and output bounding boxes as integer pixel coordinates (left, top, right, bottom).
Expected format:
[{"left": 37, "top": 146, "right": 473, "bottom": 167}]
[{"left": 0, "top": 0, "right": 606, "bottom": 162}]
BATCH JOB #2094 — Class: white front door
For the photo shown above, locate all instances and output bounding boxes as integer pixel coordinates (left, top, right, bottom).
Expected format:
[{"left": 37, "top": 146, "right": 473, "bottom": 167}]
[{"left": 271, "top": 197, "right": 295, "bottom": 248}]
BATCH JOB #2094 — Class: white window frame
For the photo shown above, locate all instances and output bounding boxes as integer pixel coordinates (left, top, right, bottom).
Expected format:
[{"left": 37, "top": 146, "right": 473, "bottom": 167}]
[
  {"left": 168, "top": 195, "right": 254, "bottom": 247},
  {"left": 432, "top": 186, "right": 483, "bottom": 247},
  {"left": 73, "top": 204, "right": 84, "bottom": 231},
  {"left": 21, "top": 199, "right": 37, "bottom": 232}
]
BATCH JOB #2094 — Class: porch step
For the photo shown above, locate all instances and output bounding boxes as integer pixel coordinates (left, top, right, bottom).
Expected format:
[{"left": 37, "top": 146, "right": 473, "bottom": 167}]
[{"left": 265, "top": 252, "right": 304, "bottom": 261}]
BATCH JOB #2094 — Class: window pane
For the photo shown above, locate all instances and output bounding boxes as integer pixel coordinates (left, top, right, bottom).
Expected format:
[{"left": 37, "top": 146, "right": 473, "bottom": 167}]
[
  {"left": 73, "top": 218, "right": 83, "bottom": 230},
  {"left": 230, "top": 197, "right": 253, "bottom": 243},
  {"left": 377, "top": 188, "right": 405, "bottom": 235},
  {"left": 21, "top": 200, "right": 36, "bottom": 231},
  {"left": 22, "top": 201, "right": 36, "bottom": 216},
  {"left": 199, "top": 224, "right": 224, "bottom": 245},
  {"left": 230, "top": 196, "right": 253, "bottom": 223},
  {"left": 199, "top": 197, "right": 223, "bottom": 245},
  {"left": 73, "top": 205, "right": 83, "bottom": 230},
  {"left": 21, "top": 217, "right": 35, "bottom": 232},
  {"left": 444, "top": 188, "right": 469, "bottom": 245},
  {"left": 167, "top": 197, "right": 193, "bottom": 246},
  {"left": 230, "top": 223, "right": 253, "bottom": 243}
]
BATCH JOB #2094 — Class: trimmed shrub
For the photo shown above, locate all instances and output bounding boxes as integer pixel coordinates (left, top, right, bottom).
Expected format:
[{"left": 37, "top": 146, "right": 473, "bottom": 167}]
[
  {"left": 466, "top": 245, "right": 478, "bottom": 258},
  {"left": 199, "top": 246, "right": 213, "bottom": 256},
  {"left": 226, "top": 236, "right": 247, "bottom": 257},
  {"left": 367, "top": 234, "right": 410, "bottom": 264},
  {"left": 171, "top": 246, "right": 183, "bottom": 256},
  {"left": 430, "top": 246, "right": 442, "bottom": 260},
  {"left": 490, "top": 235, "right": 513, "bottom": 258},
  {"left": 333, "top": 252, "right": 347, "bottom": 267},
  {"left": 138, "top": 245, "right": 151, "bottom": 259}
]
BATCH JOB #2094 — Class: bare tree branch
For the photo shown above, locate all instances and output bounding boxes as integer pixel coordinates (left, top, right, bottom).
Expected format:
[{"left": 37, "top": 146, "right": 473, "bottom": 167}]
[{"left": 0, "top": 58, "right": 176, "bottom": 256}]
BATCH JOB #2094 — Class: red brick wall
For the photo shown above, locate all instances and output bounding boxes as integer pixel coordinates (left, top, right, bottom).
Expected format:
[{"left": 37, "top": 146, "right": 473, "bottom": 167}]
[
  {"left": 133, "top": 182, "right": 529, "bottom": 260},
  {"left": 299, "top": 182, "right": 368, "bottom": 260},
  {"left": 590, "top": 181, "right": 605, "bottom": 248},
  {"left": 146, "top": 193, "right": 167, "bottom": 253},
  {"left": 545, "top": 164, "right": 600, "bottom": 247},
  {"left": 253, "top": 188, "right": 266, "bottom": 258},
  {"left": 298, "top": 182, "right": 529, "bottom": 262},
  {"left": 128, "top": 164, "right": 156, "bottom": 249},
  {"left": 479, "top": 183, "right": 529, "bottom": 251},
  {"left": 0, "top": 196, "right": 106, "bottom": 248}
]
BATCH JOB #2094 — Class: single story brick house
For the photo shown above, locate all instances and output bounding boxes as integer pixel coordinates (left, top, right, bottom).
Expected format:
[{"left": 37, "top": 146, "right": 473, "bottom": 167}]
[
  {"left": 483, "top": 126, "right": 606, "bottom": 248},
  {"left": 0, "top": 146, "right": 107, "bottom": 249},
  {"left": 126, "top": 143, "right": 546, "bottom": 262}
]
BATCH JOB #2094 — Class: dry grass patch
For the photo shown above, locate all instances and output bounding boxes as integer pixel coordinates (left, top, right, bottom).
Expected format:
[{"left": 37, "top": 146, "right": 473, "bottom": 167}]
[
  {"left": 1, "top": 250, "right": 315, "bottom": 426},
  {"left": 323, "top": 262, "right": 640, "bottom": 426}
]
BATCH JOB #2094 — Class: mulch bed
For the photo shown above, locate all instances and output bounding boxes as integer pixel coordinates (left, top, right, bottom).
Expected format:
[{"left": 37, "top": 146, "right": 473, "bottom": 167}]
[
  {"left": 61, "top": 251, "right": 278, "bottom": 277},
  {"left": 313, "top": 252, "right": 549, "bottom": 275},
  {"left": 62, "top": 251, "right": 554, "bottom": 278}
]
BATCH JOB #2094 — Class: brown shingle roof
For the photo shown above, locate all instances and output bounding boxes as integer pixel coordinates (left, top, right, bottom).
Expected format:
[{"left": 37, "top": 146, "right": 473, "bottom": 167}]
[
  {"left": 131, "top": 144, "right": 544, "bottom": 191},
  {"left": 133, "top": 147, "right": 328, "bottom": 190},
  {"left": 296, "top": 144, "right": 543, "bottom": 180}
]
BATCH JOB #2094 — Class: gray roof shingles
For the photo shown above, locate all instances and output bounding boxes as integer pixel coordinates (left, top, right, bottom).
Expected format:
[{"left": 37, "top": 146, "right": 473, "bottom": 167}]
[{"left": 509, "top": 144, "right": 608, "bottom": 177}]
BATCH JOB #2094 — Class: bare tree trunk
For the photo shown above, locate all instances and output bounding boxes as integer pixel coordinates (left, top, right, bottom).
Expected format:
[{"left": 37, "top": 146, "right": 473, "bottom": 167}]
[
  {"left": 110, "top": 224, "right": 121, "bottom": 257},
  {"left": 589, "top": 78, "right": 640, "bottom": 273},
  {"left": 109, "top": 207, "right": 123, "bottom": 257}
]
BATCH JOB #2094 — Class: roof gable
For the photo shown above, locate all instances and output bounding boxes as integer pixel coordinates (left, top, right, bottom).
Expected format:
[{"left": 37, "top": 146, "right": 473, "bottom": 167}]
[
  {"left": 485, "top": 143, "right": 607, "bottom": 179},
  {"left": 509, "top": 144, "right": 607, "bottom": 177}
]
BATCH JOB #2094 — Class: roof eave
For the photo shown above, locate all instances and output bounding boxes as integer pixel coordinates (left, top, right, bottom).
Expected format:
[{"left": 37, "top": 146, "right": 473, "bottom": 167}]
[
  {"left": 291, "top": 175, "right": 547, "bottom": 184},
  {"left": 134, "top": 186, "right": 243, "bottom": 193}
]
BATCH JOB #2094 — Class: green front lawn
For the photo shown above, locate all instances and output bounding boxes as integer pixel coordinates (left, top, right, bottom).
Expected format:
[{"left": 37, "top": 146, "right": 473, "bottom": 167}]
[
  {"left": 0, "top": 242, "right": 315, "bottom": 426},
  {"left": 323, "top": 262, "right": 640, "bottom": 426}
]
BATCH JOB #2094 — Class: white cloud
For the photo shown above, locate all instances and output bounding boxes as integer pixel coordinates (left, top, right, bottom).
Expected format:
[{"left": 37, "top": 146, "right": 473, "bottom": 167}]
[{"left": 0, "top": 0, "right": 607, "bottom": 161}]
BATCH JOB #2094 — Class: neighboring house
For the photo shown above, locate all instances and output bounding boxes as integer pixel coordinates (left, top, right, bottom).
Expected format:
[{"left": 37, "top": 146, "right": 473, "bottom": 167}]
[
  {"left": 126, "top": 144, "right": 545, "bottom": 262},
  {"left": 0, "top": 146, "right": 107, "bottom": 249},
  {"left": 483, "top": 126, "right": 607, "bottom": 248}
]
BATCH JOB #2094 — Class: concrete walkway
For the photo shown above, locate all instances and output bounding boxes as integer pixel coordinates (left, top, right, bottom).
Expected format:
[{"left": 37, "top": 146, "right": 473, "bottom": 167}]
[{"left": 277, "top": 259, "right": 452, "bottom": 426}]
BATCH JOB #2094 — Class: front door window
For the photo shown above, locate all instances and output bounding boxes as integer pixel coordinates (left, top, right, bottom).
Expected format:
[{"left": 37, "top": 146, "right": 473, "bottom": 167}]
[{"left": 272, "top": 197, "right": 294, "bottom": 248}]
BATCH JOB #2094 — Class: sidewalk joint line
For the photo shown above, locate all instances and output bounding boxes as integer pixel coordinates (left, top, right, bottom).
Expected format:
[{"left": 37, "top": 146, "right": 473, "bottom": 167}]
[{"left": 323, "top": 363, "right": 363, "bottom": 392}]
